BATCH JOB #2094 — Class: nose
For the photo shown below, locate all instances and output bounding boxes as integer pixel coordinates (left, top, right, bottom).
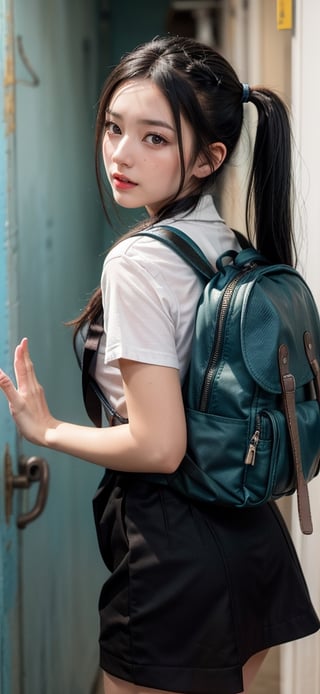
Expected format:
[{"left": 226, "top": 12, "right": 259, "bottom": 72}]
[{"left": 111, "top": 135, "right": 134, "bottom": 167}]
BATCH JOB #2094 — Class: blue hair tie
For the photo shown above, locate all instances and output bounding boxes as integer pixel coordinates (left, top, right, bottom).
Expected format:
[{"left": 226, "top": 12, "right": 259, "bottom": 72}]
[{"left": 241, "top": 83, "right": 250, "bottom": 103}]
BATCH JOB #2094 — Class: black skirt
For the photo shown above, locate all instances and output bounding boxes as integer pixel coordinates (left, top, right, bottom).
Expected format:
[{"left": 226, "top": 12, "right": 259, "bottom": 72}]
[{"left": 93, "top": 472, "right": 320, "bottom": 694}]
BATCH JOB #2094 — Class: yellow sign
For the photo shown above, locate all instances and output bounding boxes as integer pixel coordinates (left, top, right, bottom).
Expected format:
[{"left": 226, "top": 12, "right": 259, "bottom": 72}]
[{"left": 277, "top": 0, "right": 293, "bottom": 30}]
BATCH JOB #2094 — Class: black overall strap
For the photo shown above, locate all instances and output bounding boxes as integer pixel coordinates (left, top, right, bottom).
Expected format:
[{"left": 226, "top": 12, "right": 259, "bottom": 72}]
[
  {"left": 74, "top": 317, "right": 128, "bottom": 427},
  {"left": 81, "top": 317, "right": 104, "bottom": 428}
]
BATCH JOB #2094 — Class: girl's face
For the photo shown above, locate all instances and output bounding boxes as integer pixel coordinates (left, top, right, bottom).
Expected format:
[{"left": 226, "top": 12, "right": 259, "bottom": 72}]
[{"left": 102, "top": 79, "right": 206, "bottom": 215}]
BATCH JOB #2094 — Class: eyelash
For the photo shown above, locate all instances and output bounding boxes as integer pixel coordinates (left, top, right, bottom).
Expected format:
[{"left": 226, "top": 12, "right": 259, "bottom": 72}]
[
  {"left": 104, "top": 121, "right": 168, "bottom": 146},
  {"left": 104, "top": 120, "right": 120, "bottom": 134},
  {"left": 144, "top": 133, "right": 167, "bottom": 146}
]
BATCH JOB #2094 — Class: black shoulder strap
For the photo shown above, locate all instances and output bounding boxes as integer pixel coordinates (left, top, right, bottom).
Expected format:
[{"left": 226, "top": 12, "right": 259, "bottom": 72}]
[
  {"left": 74, "top": 317, "right": 104, "bottom": 427},
  {"left": 232, "top": 228, "right": 252, "bottom": 250},
  {"left": 137, "top": 227, "right": 214, "bottom": 281},
  {"left": 74, "top": 318, "right": 128, "bottom": 427},
  {"left": 137, "top": 225, "right": 251, "bottom": 281}
]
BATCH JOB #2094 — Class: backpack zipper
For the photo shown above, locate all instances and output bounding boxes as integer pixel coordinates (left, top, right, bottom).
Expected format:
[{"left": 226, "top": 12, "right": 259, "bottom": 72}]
[
  {"left": 199, "top": 266, "right": 254, "bottom": 411},
  {"left": 244, "top": 423, "right": 261, "bottom": 466}
]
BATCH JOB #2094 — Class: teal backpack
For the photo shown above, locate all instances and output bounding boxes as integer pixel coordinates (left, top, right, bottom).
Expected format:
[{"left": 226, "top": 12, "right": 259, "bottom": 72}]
[{"left": 76, "top": 227, "right": 320, "bottom": 535}]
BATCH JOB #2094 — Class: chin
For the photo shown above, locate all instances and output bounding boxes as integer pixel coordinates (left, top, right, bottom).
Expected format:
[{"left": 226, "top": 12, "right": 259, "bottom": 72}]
[{"left": 112, "top": 195, "right": 142, "bottom": 210}]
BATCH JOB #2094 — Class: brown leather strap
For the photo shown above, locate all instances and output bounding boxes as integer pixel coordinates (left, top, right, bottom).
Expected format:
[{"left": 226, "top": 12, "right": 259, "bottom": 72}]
[
  {"left": 304, "top": 331, "right": 320, "bottom": 402},
  {"left": 278, "top": 344, "right": 313, "bottom": 535}
]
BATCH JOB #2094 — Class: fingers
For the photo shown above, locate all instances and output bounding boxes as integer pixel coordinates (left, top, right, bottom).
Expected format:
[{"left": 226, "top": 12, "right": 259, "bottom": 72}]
[
  {"left": 0, "top": 338, "right": 53, "bottom": 444},
  {"left": 0, "top": 367, "right": 19, "bottom": 410},
  {"left": 0, "top": 337, "right": 36, "bottom": 412},
  {"left": 14, "top": 338, "right": 38, "bottom": 393}
]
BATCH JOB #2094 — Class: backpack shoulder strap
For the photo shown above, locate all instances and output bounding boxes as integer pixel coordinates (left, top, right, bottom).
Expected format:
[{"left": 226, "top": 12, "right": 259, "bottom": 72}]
[
  {"left": 136, "top": 225, "right": 252, "bottom": 281},
  {"left": 232, "top": 228, "right": 252, "bottom": 250},
  {"left": 137, "top": 226, "right": 215, "bottom": 281}
]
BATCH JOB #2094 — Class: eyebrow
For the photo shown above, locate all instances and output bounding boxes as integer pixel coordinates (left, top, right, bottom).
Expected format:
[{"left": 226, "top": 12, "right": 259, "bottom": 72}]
[{"left": 105, "top": 109, "right": 175, "bottom": 132}]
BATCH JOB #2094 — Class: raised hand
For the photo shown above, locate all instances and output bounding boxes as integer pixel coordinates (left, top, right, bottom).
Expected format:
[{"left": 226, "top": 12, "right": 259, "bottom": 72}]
[{"left": 0, "top": 337, "right": 57, "bottom": 446}]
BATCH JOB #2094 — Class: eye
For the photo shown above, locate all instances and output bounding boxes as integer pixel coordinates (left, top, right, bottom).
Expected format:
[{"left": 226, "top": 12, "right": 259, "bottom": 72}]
[
  {"left": 144, "top": 133, "right": 167, "bottom": 146},
  {"left": 104, "top": 120, "right": 121, "bottom": 135}
]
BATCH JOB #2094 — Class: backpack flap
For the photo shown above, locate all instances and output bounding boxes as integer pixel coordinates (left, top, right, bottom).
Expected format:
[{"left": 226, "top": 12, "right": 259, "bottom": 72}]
[{"left": 241, "top": 266, "right": 320, "bottom": 393}]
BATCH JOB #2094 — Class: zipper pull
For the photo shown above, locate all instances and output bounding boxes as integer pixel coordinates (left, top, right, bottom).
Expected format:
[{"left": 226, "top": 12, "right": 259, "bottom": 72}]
[{"left": 244, "top": 430, "right": 260, "bottom": 466}]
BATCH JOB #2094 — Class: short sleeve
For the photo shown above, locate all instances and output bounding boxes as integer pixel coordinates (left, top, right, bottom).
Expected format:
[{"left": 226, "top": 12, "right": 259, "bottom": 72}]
[{"left": 101, "top": 251, "right": 180, "bottom": 369}]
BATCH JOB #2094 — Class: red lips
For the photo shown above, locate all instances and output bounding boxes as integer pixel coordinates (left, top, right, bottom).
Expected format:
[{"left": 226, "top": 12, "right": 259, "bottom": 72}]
[{"left": 112, "top": 173, "right": 137, "bottom": 190}]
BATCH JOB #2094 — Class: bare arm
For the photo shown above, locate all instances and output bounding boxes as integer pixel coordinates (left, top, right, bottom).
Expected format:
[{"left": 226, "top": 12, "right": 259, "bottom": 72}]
[{"left": 0, "top": 338, "right": 187, "bottom": 474}]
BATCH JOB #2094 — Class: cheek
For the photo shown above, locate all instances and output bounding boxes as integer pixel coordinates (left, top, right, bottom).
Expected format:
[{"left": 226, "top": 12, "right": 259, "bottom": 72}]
[
  {"left": 102, "top": 133, "right": 113, "bottom": 158},
  {"left": 102, "top": 142, "right": 113, "bottom": 179},
  {"left": 153, "top": 152, "right": 181, "bottom": 179},
  {"left": 102, "top": 137, "right": 108, "bottom": 163}
]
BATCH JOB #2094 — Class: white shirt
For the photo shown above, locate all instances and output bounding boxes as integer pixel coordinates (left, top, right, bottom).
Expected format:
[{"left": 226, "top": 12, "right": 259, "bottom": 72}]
[{"left": 94, "top": 195, "right": 240, "bottom": 418}]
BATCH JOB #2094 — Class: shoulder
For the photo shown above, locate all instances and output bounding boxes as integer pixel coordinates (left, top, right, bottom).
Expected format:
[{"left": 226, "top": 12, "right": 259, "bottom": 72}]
[
  {"left": 103, "top": 229, "right": 193, "bottom": 287},
  {"left": 103, "top": 194, "right": 240, "bottom": 282}
]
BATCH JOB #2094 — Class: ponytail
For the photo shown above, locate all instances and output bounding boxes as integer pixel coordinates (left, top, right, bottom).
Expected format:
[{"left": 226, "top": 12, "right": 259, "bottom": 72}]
[{"left": 246, "top": 88, "right": 296, "bottom": 267}]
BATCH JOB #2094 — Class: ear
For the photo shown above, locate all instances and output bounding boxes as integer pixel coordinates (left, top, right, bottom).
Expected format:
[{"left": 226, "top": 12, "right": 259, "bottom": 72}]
[{"left": 192, "top": 142, "right": 227, "bottom": 179}]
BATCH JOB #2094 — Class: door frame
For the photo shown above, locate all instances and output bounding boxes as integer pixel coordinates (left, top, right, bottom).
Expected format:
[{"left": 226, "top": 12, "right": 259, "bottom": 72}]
[{"left": 0, "top": 0, "right": 22, "bottom": 692}]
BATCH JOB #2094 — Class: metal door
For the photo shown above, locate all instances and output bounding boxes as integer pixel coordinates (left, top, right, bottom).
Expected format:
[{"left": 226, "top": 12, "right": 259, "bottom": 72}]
[
  {"left": 1, "top": 2, "right": 24, "bottom": 691},
  {"left": 1, "top": 1, "right": 106, "bottom": 692}
]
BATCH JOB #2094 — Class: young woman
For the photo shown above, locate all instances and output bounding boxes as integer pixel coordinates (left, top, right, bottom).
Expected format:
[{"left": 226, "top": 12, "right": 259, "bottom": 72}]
[{"left": 0, "top": 36, "right": 319, "bottom": 694}]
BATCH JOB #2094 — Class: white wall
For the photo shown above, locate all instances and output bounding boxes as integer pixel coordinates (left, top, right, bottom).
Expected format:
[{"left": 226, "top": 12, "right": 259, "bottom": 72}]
[
  {"left": 282, "top": 1, "right": 320, "bottom": 692},
  {"left": 219, "top": 2, "right": 320, "bottom": 692}
]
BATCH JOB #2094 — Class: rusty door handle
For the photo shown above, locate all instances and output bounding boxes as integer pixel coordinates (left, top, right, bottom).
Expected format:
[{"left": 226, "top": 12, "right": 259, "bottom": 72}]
[{"left": 5, "top": 450, "right": 50, "bottom": 529}]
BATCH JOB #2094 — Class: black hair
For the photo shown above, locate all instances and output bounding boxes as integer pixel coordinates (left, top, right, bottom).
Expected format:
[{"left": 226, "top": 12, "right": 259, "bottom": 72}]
[{"left": 73, "top": 35, "right": 295, "bottom": 329}]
